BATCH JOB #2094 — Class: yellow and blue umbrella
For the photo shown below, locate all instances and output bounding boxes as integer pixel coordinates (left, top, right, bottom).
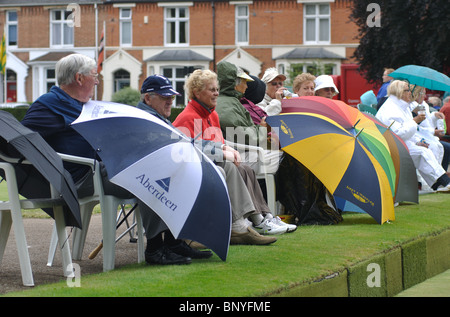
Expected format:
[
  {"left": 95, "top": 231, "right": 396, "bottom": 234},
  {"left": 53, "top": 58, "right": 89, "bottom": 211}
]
[{"left": 267, "top": 96, "right": 396, "bottom": 224}]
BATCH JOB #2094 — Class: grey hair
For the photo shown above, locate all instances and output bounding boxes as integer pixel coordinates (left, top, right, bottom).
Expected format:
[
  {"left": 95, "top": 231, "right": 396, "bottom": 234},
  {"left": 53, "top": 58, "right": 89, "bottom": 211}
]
[
  {"left": 184, "top": 69, "right": 218, "bottom": 100},
  {"left": 387, "top": 80, "right": 409, "bottom": 99},
  {"left": 140, "top": 92, "right": 157, "bottom": 102},
  {"left": 56, "top": 53, "right": 97, "bottom": 86}
]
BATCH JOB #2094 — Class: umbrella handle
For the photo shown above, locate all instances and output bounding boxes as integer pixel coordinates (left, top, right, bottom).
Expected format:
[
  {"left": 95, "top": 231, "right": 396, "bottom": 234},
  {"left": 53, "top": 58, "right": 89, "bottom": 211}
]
[
  {"left": 88, "top": 242, "right": 103, "bottom": 259},
  {"left": 88, "top": 204, "right": 137, "bottom": 259}
]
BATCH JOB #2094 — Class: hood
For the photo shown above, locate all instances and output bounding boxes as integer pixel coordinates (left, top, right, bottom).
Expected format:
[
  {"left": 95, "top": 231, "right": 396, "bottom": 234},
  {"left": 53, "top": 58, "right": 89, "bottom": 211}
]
[
  {"left": 217, "top": 61, "right": 242, "bottom": 99},
  {"left": 245, "top": 75, "right": 266, "bottom": 104}
]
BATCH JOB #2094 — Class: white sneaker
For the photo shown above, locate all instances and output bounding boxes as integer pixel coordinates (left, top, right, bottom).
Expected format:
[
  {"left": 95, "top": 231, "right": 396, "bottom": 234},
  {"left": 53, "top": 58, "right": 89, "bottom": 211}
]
[
  {"left": 436, "top": 184, "right": 450, "bottom": 192},
  {"left": 270, "top": 216, "right": 297, "bottom": 233},
  {"left": 253, "top": 218, "right": 286, "bottom": 235}
]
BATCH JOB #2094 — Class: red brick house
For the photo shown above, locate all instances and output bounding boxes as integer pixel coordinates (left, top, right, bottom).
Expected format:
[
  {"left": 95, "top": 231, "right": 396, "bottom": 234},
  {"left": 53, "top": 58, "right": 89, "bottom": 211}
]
[{"left": 0, "top": 0, "right": 359, "bottom": 105}]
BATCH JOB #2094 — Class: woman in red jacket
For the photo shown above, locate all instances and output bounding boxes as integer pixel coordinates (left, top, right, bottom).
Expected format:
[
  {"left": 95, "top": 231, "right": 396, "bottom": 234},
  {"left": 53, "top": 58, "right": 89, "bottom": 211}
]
[{"left": 174, "top": 69, "right": 296, "bottom": 239}]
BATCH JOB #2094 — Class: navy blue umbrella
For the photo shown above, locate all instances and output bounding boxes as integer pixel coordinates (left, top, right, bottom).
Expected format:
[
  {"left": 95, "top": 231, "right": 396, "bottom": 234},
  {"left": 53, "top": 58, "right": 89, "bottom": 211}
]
[
  {"left": 0, "top": 110, "right": 81, "bottom": 228},
  {"left": 72, "top": 101, "right": 231, "bottom": 261}
]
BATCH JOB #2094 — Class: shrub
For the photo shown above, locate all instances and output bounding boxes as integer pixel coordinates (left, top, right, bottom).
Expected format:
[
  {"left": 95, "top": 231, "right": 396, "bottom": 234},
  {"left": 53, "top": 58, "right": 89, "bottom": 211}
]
[{"left": 111, "top": 87, "right": 141, "bottom": 106}]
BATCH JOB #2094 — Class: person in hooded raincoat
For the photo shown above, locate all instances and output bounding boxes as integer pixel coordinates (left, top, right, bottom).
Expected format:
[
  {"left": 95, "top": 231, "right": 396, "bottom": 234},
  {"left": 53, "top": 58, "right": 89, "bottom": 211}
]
[
  {"left": 215, "top": 61, "right": 343, "bottom": 226},
  {"left": 215, "top": 61, "right": 282, "bottom": 174}
]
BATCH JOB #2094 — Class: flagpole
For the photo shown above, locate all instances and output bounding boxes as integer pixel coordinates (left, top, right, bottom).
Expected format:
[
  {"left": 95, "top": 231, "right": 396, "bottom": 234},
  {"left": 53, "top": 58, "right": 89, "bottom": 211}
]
[
  {"left": 94, "top": 3, "right": 98, "bottom": 100},
  {"left": 2, "top": 73, "right": 5, "bottom": 104},
  {"left": 97, "top": 21, "right": 106, "bottom": 101},
  {"left": 2, "top": 71, "right": 5, "bottom": 103},
  {"left": 103, "top": 20, "right": 106, "bottom": 67}
]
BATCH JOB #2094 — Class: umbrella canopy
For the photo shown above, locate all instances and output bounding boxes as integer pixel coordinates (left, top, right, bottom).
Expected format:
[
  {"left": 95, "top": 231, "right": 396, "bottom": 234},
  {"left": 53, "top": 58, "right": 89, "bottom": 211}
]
[
  {"left": 389, "top": 65, "right": 450, "bottom": 92},
  {"left": 270, "top": 98, "right": 396, "bottom": 224},
  {"left": 281, "top": 97, "right": 397, "bottom": 196},
  {"left": 0, "top": 110, "right": 81, "bottom": 228},
  {"left": 72, "top": 101, "right": 231, "bottom": 261},
  {"left": 334, "top": 196, "right": 365, "bottom": 213},
  {"left": 362, "top": 113, "right": 418, "bottom": 204}
]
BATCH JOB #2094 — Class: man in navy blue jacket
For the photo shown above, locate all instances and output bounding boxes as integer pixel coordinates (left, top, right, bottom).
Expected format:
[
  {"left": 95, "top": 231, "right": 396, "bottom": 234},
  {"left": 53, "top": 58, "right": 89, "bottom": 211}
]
[
  {"left": 22, "top": 54, "right": 211, "bottom": 265},
  {"left": 22, "top": 54, "right": 99, "bottom": 183}
]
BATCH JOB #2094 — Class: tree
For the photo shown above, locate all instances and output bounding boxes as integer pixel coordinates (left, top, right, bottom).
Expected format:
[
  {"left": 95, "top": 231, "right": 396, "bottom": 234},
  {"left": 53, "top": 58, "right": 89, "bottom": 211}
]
[{"left": 350, "top": 0, "right": 450, "bottom": 85}]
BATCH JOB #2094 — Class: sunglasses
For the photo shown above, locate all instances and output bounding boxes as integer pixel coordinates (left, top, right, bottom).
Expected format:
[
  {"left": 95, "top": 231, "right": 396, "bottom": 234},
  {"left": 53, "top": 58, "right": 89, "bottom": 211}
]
[
  {"left": 160, "top": 95, "right": 176, "bottom": 101},
  {"left": 270, "top": 81, "right": 284, "bottom": 86},
  {"left": 149, "top": 93, "right": 176, "bottom": 101}
]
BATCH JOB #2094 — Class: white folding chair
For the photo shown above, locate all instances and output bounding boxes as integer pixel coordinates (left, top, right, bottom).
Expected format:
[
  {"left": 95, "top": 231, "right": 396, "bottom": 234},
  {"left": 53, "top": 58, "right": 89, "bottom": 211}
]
[
  {"left": 0, "top": 155, "right": 74, "bottom": 287},
  {"left": 47, "top": 154, "right": 145, "bottom": 272},
  {"left": 225, "top": 140, "right": 280, "bottom": 215}
]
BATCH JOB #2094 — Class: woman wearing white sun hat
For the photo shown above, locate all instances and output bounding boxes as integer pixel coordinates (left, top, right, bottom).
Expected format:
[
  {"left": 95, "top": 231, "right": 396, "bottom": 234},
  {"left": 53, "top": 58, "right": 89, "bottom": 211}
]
[{"left": 314, "top": 75, "right": 339, "bottom": 99}]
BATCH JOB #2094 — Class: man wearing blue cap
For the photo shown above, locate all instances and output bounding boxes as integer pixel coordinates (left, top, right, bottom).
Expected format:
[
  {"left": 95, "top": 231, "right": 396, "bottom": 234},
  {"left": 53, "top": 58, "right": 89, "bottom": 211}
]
[
  {"left": 137, "top": 75, "right": 278, "bottom": 265},
  {"left": 136, "top": 75, "right": 215, "bottom": 265}
]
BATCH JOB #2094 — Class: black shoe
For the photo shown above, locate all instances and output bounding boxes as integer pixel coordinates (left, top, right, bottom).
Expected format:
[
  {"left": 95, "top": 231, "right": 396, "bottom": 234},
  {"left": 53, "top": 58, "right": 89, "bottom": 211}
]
[
  {"left": 432, "top": 174, "right": 450, "bottom": 190},
  {"left": 169, "top": 241, "right": 213, "bottom": 259},
  {"left": 145, "top": 246, "right": 191, "bottom": 265}
]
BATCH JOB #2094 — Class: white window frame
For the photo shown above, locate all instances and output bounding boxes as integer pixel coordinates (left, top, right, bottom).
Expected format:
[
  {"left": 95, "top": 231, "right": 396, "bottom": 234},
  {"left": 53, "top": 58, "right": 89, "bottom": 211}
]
[
  {"left": 235, "top": 5, "right": 249, "bottom": 46},
  {"left": 163, "top": 7, "right": 189, "bottom": 47},
  {"left": 120, "top": 8, "right": 132, "bottom": 47},
  {"left": 298, "top": 62, "right": 337, "bottom": 75},
  {"left": 6, "top": 11, "right": 18, "bottom": 48},
  {"left": 45, "top": 67, "right": 56, "bottom": 92},
  {"left": 161, "top": 65, "right": 191, "bottom": 107},
  {"left": 278, "top": 60, "right": 338, "bottom": 81},
  {"left": 49, "top": 9, "right": 74, "bottom": 48},
  {"left": 303, "top": 3, "right": 331, "bottom": 44}
]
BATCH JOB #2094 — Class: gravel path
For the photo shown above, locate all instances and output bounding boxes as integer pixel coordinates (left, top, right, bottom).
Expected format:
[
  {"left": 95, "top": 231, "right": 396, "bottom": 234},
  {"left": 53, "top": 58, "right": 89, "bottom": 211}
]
[{"left": 0, "top": 214, "right": 140, "bottom": 295}]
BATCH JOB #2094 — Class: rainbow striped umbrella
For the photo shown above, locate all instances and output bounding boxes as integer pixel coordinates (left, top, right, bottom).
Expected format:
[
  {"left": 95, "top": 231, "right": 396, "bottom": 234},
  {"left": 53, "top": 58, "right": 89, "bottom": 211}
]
[
  {"left": 267, "top": 96, "right": 396, "bottom": 224},
  {"left": 363, "top": 113, "right": 418, "bottom": 205}
]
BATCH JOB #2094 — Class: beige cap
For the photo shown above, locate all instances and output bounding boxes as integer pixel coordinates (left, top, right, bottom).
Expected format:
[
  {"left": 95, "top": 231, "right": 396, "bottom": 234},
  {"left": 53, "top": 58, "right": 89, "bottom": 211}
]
[
  {"left": 261, "top": 67, "right": 286, "bottom": 84},
  {"left": 237, "top": 67, "right": 254, "bottom": 81}
]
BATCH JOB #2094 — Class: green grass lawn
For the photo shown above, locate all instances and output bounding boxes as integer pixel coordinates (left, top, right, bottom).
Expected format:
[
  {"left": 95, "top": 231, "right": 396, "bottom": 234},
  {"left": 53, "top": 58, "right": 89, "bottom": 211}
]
[{"left": 2, "top": 191, "right": 449, "bottom": 297}]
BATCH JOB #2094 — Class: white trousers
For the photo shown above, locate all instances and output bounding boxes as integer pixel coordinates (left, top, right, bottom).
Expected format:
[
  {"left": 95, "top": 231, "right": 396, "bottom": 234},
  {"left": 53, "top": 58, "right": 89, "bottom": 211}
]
[
  {"left": 409, "top": 143, "right": 446, "bottom": 187},
  {"left": 242, "top": 149, "right": 283, "bottom": 174}
]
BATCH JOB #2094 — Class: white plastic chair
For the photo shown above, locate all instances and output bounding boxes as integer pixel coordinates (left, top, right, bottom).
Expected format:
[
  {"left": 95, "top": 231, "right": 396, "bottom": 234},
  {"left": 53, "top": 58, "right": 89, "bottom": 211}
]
[
  {"left": 47, "top": 153, "right": 145, "bottom": 272},
  {"left": 0, "top": 154, "right": 74, "bottom": 286},
  {"left": 225, "top": 140, "right": 280, "bottom": 215}
]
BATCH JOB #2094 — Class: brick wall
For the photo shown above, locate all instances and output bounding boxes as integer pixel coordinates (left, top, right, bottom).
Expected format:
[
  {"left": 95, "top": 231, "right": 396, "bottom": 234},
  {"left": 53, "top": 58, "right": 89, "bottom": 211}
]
[{"left": 1, "top": 0, "right": 359, "bottom": 102}]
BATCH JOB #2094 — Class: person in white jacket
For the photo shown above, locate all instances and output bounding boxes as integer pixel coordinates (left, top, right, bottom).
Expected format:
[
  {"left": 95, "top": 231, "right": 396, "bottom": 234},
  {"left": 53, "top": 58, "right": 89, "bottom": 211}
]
[
  {"left": 375, "top": 80, "right": 450, "bottom": 192},
  {"left": 409, "top": 85, "right": 445, "bottom": 164},
  {"left": 256, "top": 67, "right": 288, "bottom": 116}
]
